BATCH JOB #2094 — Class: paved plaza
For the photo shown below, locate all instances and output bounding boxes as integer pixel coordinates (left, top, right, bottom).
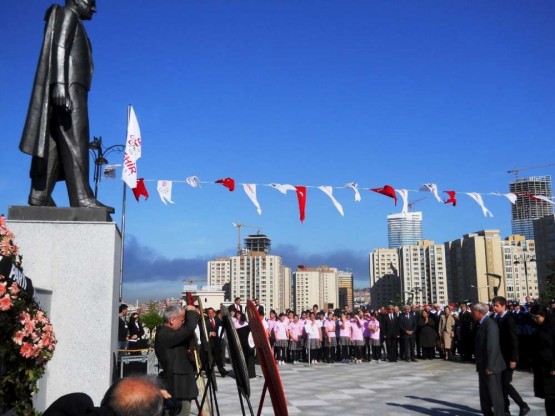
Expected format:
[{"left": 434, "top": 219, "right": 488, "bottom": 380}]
[{"left": 211, "top": 359, "right": 544, "bottom": 416}]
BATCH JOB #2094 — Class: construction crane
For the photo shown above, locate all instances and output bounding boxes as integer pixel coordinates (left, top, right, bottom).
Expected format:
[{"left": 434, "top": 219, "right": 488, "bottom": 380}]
[
  {"left": 408, "top": 197, "right": 426, "bottom": 211},
  {"left": 232, "top": 223, "right": 263, "bottom": 255},
  {"left": 507, "top": 163, "right": 555, "bottom": 180}
]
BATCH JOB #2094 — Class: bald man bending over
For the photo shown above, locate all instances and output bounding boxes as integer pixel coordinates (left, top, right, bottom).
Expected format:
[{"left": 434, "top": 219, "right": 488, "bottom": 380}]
[{"left": 43, "top": 376, "right": 164, "bottom": 416}]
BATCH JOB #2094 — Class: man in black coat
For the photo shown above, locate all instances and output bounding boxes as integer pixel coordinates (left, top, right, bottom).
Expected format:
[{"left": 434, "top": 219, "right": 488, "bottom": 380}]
[
  {"left": 472, "top": 302, "right": 506, "bottom": 416},
  {"left": 382, "top": 305, "right": 400, "bottom": 362},
  {"left": 155, "top": 305, "right": 200, "bottom": 416},
  {"left": 254, "top": 298, "right": 265, "bottom": 316},
  {"left": 458, "top": 303, "right": 475, "bottom": 361},
  {"left": 205, "top": 307, "right": 228, "bottom": 377},
  {"left": 492, "top": 296, "right": 530, "bottom": 416},
  {"left": 118, "top": 304, "right": 128, "bottom": 350},
  {"left": 399, "top": 305, "right": 418, "bottom": 362}
]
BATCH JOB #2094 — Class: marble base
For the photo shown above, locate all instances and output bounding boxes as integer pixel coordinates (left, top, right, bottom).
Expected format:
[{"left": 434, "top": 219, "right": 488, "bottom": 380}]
[
  {"left": 7, "top": 219, "right": 121, "bottom": 411},
  {"left": 8, "top": 205, "right": 112, "bottom": 222}
]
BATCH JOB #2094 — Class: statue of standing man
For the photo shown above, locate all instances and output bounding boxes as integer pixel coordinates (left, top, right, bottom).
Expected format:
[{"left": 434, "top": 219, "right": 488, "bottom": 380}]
[{"left": 20, "top": 0, "right": 114, "bottom": 213}]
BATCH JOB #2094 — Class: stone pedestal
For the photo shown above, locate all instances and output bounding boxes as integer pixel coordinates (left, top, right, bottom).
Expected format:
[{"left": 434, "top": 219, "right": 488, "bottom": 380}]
[{"left": 7, "top": 214, "right": 121, "bottom": 411}]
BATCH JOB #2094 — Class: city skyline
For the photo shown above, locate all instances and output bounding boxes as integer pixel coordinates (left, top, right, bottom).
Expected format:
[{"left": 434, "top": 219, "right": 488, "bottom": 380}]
[{"left": 2, "top": 2, "right": 554, "bottom": 302}]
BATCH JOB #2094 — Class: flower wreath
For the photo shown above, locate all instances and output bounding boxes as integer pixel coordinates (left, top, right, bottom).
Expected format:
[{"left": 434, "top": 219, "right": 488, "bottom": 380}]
[{"left": 0, "top": 216, "right": 57, "bottom": 415}]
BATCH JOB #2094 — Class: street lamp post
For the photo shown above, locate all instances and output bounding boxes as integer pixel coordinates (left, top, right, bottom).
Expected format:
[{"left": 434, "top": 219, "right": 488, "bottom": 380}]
[{"left": 88, "top": 136, "right": 125, "bottom": 199}]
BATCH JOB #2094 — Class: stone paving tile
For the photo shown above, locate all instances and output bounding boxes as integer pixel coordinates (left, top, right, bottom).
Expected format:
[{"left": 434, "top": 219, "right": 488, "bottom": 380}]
[{"left": 204, "top": 359, "right": 545, "bottom": 416}]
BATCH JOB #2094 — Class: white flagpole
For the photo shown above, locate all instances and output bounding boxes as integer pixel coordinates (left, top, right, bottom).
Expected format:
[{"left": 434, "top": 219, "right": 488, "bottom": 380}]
[{"left": 119, "top": 105, "right": 131, "bottom": 302}]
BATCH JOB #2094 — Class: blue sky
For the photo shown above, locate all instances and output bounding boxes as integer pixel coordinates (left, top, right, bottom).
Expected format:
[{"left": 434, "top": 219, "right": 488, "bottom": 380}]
[{"left": 1, "top": 1, "right": 554, "bottom": 302}]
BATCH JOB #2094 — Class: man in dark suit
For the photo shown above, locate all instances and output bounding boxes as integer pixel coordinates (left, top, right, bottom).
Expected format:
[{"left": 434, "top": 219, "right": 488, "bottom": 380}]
[
  {"left": 254, "top": 298, "right": 265, "bottom": 316},
  {"left": 472, "top": 302, "right": 506, "bottom": 416},
  {"left": 205, "top": 307, "right": 228, "bottom": 377},
  {"left": 492, "top": 296, "right": 530, "bottom": 416},
  {"left": 155, "top": 305, "right": 200, "bottom": 416},
  {"left": 233, "top": 297, "right": 243, "bottom": 313},
  {"left": 399, "top": 305, "right": 418, "bottom": 362},
  {"left": 19, "top": 0, "right": 113, "bottom": 211},
  {"left": 118, "top": 304, "right": 128, "bottom": 350},
  {"left": 382, "top": 305, "right": 400, "bottom": 362},
  {"left": 458, "top": 302, "right": 475, "bottom": 361}
]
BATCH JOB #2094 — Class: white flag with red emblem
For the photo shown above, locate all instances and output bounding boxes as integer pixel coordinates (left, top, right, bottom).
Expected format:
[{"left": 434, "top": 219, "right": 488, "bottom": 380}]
[
  {"left": 122, "top": 106, "right": 142, "bottom": 189},
  {"left": 157, "top": 180, "right": 175, "bottom": 205}
]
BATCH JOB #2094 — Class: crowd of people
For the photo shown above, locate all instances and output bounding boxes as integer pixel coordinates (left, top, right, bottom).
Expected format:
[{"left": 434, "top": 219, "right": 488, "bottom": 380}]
[
  {"left": 48, "top": 296, "right": 553, "bottom": 416},
  {"left": 227, "top": 296, "right": 553, "bottom": 416}
]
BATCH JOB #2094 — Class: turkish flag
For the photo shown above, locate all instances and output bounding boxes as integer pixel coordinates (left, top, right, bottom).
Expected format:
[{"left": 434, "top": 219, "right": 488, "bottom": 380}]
[
  {"left": 371, "top": 185, "right": 397, "bottom": 205},
  {"left": 295, "top": 186, "right": 307, "bottom": 222},
  {"left": 444, "top": 190, "right": 457, "bottom": 206},
  {"left": 132, "top": 178, "right": 149, "bottom": 201},
  {"left": 215, "top": 178, "right": 235, "bottom": 192}
]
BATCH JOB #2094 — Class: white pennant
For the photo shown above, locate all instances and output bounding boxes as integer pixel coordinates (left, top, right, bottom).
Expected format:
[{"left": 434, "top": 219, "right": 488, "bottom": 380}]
[
  {"left": 532, "top": 195, "right": 555, "bottom": 205},
  {"left": 270, "top": 183, "right": 296, "bottom": 194},
  {"left": 345, "top": 182, "right": 361, "bottom": 202},
  {"left": 466, "top": 193, "right": 493, "bottom": 217},
  {"left": 243, "top": 184, "right": 262, "bottom": 215},
  {"left": 419, "top": 183, "right": 441, "bottom": 202},
  {"left": 396, "top": 189, "right": 409, "bottom": 215},
  {"left": 318, "top": 186, "right": 344, "bottom": 216},
  {"left": 122, "top": 106, "right": 142, "bottom": 189},
  {"left": 157, "top": 180, "right": 175, "bottom": 205},
  {"left": 490, "top": 192, "right": 517, "bottom": 204},
  {"left": 186, "top": 176, "right": 201, "bottom": 188}
]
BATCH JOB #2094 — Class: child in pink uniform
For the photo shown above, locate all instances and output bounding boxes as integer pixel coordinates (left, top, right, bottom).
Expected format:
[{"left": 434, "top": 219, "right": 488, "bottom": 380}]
[
  {"left": 288, "top": 314, "right": 302, "bottom": 364},
  {"left": 350, "top": 313, "right": 364, "bottom": 363},
  {"left": 273, "top": 313, "right": 288, "bottom": 365},
  {"left": 367, "top": 311, "right": 381, "bottom": 362},
  {"left": 323, "top": 313, "right": 337, "bottom": 363},
  {"left": 338, "top": 312, "right": 351, "bottom": 363}
]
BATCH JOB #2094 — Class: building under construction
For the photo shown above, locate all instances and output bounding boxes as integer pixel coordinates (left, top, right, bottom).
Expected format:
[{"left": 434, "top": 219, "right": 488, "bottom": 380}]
[
  {"left": 510, "top": 176, "right": 553, "bottom": 240},
  {"left": 244, "top": 234, "right": 271, "bottom": 254}
]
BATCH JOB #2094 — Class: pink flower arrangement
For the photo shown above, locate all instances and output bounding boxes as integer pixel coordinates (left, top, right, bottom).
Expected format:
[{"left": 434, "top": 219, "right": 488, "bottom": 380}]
[{"left": 0, "top": 216, "right": 56, "bottom": 414}]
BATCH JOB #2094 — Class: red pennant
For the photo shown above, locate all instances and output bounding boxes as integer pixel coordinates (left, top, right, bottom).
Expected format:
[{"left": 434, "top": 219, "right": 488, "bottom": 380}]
[
  {"left": 132, "top": 178, "right": 149, "bottom": 201},
  {"left": 295, "top": 186, "right": 307, "bottom": 222},
  {"left": 215, "top": 178, "right": 235, "bottom": 192},
  {"left": 371, "top": 185, "right": 397, "bottom": 206},
  {"left": 519, "top": 193, "right": 543, "bottom": 202},
  {"left": 444, "top": 190, "right": 457, "bottom": 206}
]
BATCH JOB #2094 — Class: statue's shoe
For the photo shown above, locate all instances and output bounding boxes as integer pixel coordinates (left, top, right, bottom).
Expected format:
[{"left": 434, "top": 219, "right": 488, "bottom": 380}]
[
  {"left": 76, "top": 198, "right": 115, "bottom": 214},
  {"left": 28, "top": 195, "right": 57, "bottom": 207}
]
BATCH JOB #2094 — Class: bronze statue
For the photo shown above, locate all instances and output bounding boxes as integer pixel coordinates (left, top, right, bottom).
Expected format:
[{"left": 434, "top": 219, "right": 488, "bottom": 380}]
[{"left": 20, "top": 0, "right": 114, "bottom": 213}]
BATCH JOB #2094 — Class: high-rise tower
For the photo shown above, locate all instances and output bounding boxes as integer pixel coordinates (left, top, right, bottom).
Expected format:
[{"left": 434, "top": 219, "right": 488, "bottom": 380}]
[
  {"left": 510, "top": 176, "right": 553, "bottom": 240},
  {"left": 387, "top": 212, "right": 423, "bottom": 248}
]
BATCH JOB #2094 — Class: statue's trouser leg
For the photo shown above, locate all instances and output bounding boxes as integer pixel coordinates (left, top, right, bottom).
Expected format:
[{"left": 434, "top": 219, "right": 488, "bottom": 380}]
[
  {"left": 29, "top": 144, "right": 59, "bottom": 206},
  {"left": 51, "top": 84, "right": 95, "bottom": 207}
]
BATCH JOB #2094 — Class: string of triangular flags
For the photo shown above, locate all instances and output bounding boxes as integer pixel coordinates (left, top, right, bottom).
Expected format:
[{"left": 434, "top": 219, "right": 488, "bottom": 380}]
[
  {"left": 109, "top": 167, "right": 555, "bottom": 222},
  {"left": 113, "top": 107, "right": 554, "bottom": 222}
]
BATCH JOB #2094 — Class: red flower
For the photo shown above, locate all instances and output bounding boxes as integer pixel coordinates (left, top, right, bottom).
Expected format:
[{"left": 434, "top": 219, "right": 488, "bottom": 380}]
[
  {"left": 24, "top": 319, "right": 36, "bottom": 335},
  {"left": 0, "top": 215, "right": 7, "bottom": 233},
  {"left": 13, "top": 330, "right": 25, "bottom": 345},
  {"left": 0, "top": 294, "right": 12, "bottom": 311},
  {"left": 0, "top": 281, "right": 6, "bottom": 297},
  {"left": 20, "top": 342, "right": 36, "bottom": 358},
  {"left": 8, "top": 282, "right": 20, "bottom": 296}
]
